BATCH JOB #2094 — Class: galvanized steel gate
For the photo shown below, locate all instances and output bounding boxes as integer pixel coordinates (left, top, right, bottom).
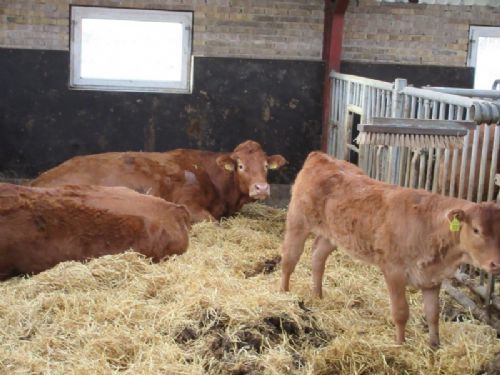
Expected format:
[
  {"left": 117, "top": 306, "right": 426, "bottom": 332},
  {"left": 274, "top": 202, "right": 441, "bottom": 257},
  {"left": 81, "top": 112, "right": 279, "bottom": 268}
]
[{"left": 326, "top": 71, "right": 500, "bottom": 316}]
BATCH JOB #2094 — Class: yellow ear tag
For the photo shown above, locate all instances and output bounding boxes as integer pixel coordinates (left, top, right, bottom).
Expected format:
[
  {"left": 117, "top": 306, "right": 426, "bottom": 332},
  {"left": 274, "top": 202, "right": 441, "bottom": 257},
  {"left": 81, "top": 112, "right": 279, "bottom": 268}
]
[
  {"left": 449, "top": 216, "right": 461, "bottom": 232},
  {"left": 269, "top": 163, "right": 278, "bottom": 170},
  {"left": 224, "top": 163, "right": 234, "bottom": 172}
]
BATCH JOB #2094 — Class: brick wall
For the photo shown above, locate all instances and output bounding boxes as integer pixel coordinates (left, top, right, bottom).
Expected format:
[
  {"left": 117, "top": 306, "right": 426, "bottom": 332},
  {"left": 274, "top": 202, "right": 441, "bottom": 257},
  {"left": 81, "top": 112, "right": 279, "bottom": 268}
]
[
  {"left": 343, "top": 0, "right": 500, "bottom": 66},
  {"left": 0, "top": 0, "right": 324, "bottom": 60}
]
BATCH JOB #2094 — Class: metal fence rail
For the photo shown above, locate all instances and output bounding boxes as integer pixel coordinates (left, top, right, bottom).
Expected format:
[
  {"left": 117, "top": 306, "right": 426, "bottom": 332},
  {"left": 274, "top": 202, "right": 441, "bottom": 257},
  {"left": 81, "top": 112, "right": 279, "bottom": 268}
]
[{"left": 327, "top": 71, "right": 500, "bottom": 310}]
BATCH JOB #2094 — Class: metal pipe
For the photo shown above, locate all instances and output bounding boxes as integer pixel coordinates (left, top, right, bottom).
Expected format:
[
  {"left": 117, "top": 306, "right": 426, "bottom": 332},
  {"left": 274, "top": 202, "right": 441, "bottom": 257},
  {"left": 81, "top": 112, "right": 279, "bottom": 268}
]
[
  {"left": 403, "top": 86, "right": 476, "bottom": 108},
  {"left": 432, "top": 149, "right": 441, "bottom": 193},
  {"left": 449, "top": 149, "right": 459, "bottom": 197},
  {"left": 425, "top": 86, "right": 500, "bottom": 100},
  {"left": 410, "top": 96, "right": 417, "bottom": 119},
  {"left": 418, "top": 151, "right": 426, "bottom": 189},
  {"left": 467, "top": 127, "right": 480, "bottom": 202},
  {"left": 424, "top": 99, "right": 430, "bottom": 119},
  {"left": 409, "top": 151, "right": 419, "bottom": 188},
  {"left": 458, "top": 132, "right": 470, "bottom": 199},
  {"left": 441, "top": 149, "right": 450, "bottom": 196},
  {"left": 477, "top": 125, "right": 490, "bottom": 202},
  {"left": 425, "top": 148, "right": 434, "bottom": 191},
  {"left": 488, "top": 125, "right": 500, "bottom": 201},
  {"left": 330, "top": 71, "right": 393, "bottom": 91}
]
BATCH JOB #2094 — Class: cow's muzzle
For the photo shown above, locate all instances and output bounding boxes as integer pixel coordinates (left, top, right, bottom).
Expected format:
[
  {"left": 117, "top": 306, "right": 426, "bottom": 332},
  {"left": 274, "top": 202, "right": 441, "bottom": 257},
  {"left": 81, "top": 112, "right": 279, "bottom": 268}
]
[{"left": 249, "top": 183, "right": 270, "bottom": 200}]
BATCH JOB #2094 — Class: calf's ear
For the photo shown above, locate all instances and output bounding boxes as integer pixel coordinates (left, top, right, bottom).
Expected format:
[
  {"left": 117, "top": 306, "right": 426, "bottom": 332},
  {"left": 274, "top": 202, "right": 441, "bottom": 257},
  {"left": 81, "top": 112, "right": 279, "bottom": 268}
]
[
  {"left": 216, "top": 155, "right": 235, "bottom": 172},
  {"left": 268, "top": 155, "right": 288, "bottom": 170},
  {"left": 447, "top": 208, "right": 465, "bottom": 223}
]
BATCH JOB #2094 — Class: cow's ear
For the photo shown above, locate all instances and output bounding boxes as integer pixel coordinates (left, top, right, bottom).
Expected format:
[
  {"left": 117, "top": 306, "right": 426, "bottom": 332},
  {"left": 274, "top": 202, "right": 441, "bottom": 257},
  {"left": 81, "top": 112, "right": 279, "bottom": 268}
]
[
  {"left": 268, "top": 155, "right": 288, "bottom": 170},
  {"left": 447, "top": 208, "right": 465, "bottom": 223},
  {"left": 216, "top": 155, "right": 235, "bottom": 172}
]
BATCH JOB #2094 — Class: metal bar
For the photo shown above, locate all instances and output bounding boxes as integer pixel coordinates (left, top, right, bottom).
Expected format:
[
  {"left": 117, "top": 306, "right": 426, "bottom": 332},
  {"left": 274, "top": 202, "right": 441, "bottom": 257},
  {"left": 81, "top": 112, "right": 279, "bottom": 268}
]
[
  {"left": 447, "top": 104, "right": 455, "bottom": 122},
  {"left": 375, "top": 89, "right": 381, "bottom": 118},
  {"left": 458, "top": 132, "right": 470, "bottom": 199},
  {"left": 449, "top": 149, "right": 459, "bottom": 197},
  {"left": 410, "top": 96, "right": 417, "bottom": 119},
  {"left": 403, "top": 95, "right": 411, "bottom": 118},
  {"left": 417, "top": 97, "right": 424, "bottom": 119},
  {"left": 386, "top": 92, "right": 392, "bottom": 117},
  {"left": 418, "top": 152, "right": 426, "bottom": 189},
  {"left": 403, "top": 86, "right": 475, "bottom": 108},
  {"left": 432, "top": 149, "right": 441, "bottom": 193},
  {"left": 409, "top": 151, "right": 419, "bottom": 188},
  {"left": 487, "top": 125, "right": 500, "bottom": 201},
  {"left": 487, "top": 273, "right": 496, "bottom": 308},
  {"left": 375, "top": 146, "right": 382, "bottom": 180},
  {"left": 424, "top": 99, "right": 431, "bottom": 119},
  {"left": 330, "top": 71, "right": 393, "bottom": 91},
  {"left": 467, "top": 127, "right": 480, "bottom": 202},
  {"left": 425, "top": 148, "right": 434, "bottom": 191},
  {"left": 425, "top": 86, "right": 500, "bottom": 99},
  {"left": 441, "top": 149, "right": 450, "bottom": 196},
  {"left": 398, "top": 148, "right": 407, "bottom": 186},
  {"left": 381, "top": 90, "right": 386, "bottom": 117},
  {"left": 366, "top": 145, "right": 374, "bottom": 177},
  {"left": 432, "top": 100, "right": 439, "bottom": 120},
  {"left": 477, "top": 125, "right": 490, "bottom": 202}
]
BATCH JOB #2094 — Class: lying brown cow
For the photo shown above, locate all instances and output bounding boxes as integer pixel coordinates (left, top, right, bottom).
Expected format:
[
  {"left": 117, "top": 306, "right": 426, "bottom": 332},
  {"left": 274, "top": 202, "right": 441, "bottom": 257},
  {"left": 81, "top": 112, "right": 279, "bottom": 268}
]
[
  {"left": 280, "top": 151, "right": 500, "bottom": 347},
  {"left": 0, "top": 183, "right": 190, "bottom": 280},
  {"left": 31, "top": 140, "right": 287, "bottom": 223}
]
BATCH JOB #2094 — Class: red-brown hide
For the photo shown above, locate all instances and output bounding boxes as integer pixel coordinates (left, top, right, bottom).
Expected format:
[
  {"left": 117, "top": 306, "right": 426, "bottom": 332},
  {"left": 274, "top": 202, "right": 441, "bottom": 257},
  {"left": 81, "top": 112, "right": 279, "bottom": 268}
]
[
  {"left": 31, "top": 140, "right": 287, "bottom": 223},
  {"left": 281, "top": 151, "right": 500, "bottom": 347},
  {"left": 0, "top": 183, "right": 190, "bottom": 280}
]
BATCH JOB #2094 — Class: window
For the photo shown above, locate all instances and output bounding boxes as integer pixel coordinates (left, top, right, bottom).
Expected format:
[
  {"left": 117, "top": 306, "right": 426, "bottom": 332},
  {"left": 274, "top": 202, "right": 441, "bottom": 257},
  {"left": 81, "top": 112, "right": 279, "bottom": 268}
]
[
  {"left": 468, "top": 26, "right": 500, "bottom": 90},
  {"left": 70, "top": 6, "right": 193, "bottom": 93}
]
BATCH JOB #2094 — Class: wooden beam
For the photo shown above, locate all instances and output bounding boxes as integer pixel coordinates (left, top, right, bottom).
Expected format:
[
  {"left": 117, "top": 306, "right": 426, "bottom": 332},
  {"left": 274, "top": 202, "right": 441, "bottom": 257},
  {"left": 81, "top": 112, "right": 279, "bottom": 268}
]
[{"left": 321, "top": 0, "right": 350, "bottom": 152}]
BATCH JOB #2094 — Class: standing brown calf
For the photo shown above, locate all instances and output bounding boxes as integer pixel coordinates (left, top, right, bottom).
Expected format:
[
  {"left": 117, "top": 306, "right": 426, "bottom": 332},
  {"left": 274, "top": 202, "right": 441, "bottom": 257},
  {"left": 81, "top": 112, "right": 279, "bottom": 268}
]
[
  {"left": 281, "top": 151, "right": 500, "bottom": 347},
  {"left": 0, "top": 183, "right": 191, "bottom": 280}
]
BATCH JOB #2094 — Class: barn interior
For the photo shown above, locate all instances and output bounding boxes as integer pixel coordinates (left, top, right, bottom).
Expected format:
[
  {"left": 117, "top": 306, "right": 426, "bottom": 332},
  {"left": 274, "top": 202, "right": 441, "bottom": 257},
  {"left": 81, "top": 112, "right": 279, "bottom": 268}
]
[{"left": 1, "top": 0, "right": 500, "bottom": 373}]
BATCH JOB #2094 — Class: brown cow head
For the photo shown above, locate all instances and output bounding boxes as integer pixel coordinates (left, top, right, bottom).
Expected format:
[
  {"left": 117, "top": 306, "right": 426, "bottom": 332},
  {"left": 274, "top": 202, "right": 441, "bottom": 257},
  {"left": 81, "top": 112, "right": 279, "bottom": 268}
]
[
  {"left": 216, "top": 140, "right": 287, "bottom": 199},
  {"left": 448, "top": 203, "right": 500, "bottom": 273}
]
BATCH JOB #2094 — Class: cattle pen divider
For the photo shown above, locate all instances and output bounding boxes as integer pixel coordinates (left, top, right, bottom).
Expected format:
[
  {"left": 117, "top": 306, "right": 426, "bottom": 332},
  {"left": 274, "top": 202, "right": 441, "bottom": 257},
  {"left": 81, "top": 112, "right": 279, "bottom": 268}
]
[{"left": 327, "top": 71, "right": 500, "bottom": 331}]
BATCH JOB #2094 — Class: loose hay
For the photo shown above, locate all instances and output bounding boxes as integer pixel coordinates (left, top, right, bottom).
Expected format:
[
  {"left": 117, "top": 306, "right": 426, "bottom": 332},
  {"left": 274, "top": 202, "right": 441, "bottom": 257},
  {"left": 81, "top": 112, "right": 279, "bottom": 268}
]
[{"left": 0, "top": 203, "right": 498, "bottom": 374}]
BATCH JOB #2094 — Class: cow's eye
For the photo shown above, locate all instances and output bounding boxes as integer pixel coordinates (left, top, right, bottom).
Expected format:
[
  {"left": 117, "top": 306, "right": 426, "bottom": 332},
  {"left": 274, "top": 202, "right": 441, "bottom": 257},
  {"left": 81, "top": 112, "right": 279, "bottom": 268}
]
[
  {"left": 472, "top": 227, "right": 480, "bottom": 235},
  {"left": 264, "top": 163, "right": 269, "bottom": 170},
  {"left": 238, "top": 164, "right": 244, "bottom": 171}
]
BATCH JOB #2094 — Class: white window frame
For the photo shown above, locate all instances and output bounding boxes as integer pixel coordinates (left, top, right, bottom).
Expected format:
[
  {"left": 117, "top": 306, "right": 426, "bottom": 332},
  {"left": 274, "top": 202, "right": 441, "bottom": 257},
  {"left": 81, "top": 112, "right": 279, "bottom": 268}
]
[
  {"left": 70, "top": 6, "right": 193, "bottom": 94},
  {"left": 468, "top": 26, "right": 500, "bottom": 90}
]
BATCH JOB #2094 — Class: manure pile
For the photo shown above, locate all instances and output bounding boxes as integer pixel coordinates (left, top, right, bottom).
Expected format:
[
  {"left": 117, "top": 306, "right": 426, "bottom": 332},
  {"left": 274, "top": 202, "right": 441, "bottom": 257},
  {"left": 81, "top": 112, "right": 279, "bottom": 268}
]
[{"left": 0, "top": 203, "right": 498, "bottom": 374}]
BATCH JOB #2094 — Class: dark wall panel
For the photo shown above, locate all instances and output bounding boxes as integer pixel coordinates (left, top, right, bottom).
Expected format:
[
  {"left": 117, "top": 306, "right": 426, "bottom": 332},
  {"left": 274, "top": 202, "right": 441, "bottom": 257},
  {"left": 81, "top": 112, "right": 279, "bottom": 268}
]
[
  {"left": 340, "top": 61, "right": 474, "bottom": 88},
  {"left": 0, "top": 48, "right": 325, "bottom": 183}
]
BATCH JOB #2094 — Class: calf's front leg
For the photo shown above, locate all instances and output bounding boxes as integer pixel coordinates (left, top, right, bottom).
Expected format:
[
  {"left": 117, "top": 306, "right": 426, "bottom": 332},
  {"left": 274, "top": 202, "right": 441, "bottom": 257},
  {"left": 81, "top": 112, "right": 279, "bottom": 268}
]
[
  {"left": 422, "top": 285, "right": 441, "bottom": 348},
  {"left": 383, "top": 270, "right": 409, "bottom": 345}
]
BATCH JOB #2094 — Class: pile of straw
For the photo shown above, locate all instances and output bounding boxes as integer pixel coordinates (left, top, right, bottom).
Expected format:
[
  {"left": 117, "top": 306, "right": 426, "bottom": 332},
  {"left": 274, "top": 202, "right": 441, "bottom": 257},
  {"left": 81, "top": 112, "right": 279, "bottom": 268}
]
[{"left": 0, "top": 203, "right": 498, "bottom": 374}]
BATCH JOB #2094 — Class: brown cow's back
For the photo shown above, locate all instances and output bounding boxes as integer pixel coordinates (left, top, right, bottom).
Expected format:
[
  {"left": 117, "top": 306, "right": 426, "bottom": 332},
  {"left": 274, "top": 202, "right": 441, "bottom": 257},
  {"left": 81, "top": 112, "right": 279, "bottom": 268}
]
[
  {"left": 31, "top": 142, "right": 288, "bottom": 223},
  {"left": 0, "top": 183, "right": 190, "bottom": 280}
]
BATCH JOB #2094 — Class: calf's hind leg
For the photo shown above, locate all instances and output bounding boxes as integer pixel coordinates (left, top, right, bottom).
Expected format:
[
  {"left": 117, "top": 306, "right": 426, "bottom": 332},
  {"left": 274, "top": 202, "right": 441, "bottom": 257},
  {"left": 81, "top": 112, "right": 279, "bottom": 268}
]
[
  {"left": 280, "top": 217, "right": 309, "bottom": 293},
  {"left": 311, "top": 235, "right": 336, "bottom": 298}
]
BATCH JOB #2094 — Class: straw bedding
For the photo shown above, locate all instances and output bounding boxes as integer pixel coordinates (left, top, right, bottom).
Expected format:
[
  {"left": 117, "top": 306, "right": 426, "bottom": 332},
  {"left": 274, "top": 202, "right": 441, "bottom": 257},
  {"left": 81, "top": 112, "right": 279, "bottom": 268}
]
[{"left": 0, "top": 203, "right": 498, "bottom": 374}]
